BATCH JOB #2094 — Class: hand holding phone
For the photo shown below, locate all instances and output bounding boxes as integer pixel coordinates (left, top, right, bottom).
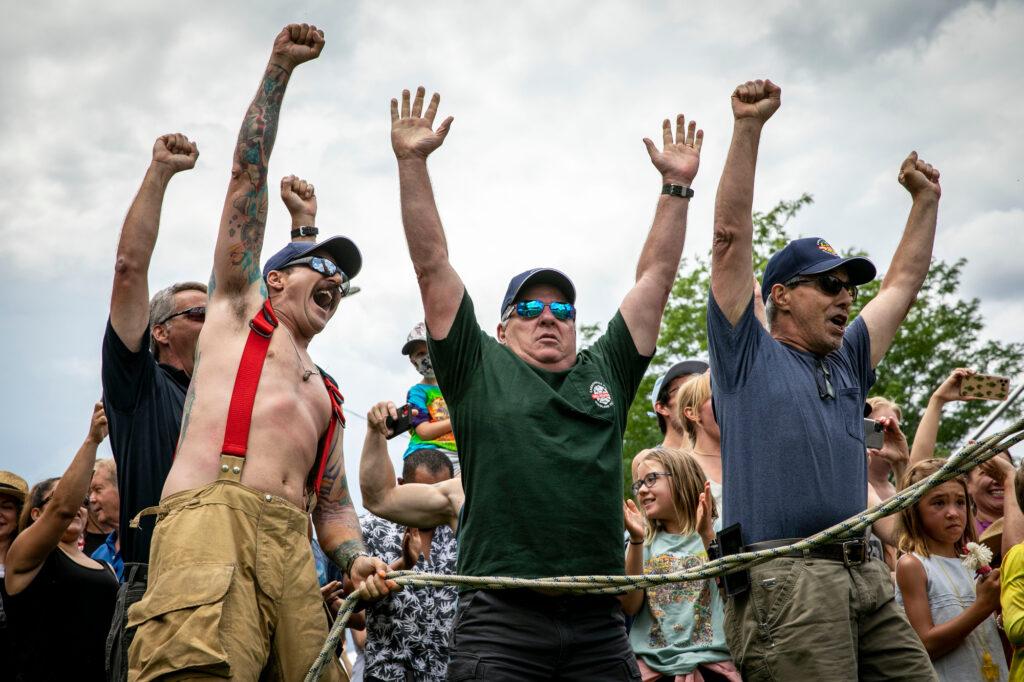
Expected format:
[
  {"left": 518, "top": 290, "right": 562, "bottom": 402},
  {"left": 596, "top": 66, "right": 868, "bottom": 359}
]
[
  {"left": 863, "top": 418, "right": 885, "bottom": 450},
  {"left": 385, "top": 404, "right": 414, "bottom": 439}
]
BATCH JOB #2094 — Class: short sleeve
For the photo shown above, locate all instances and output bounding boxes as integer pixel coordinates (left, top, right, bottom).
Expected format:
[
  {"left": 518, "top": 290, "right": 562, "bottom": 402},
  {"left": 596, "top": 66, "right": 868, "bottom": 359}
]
[
  {"left": 101, "top": 318, "right": 156, "bottom": 413},
  {"left": 587, "top": 311, "right": 653, "bottom": 420},
  {"left": 426, "top": 291, "right": 484, "bottom": 404},
  {"left": 407, "top": 385, "right": 430, "bottom": 427},
  {"left": 706, "top": 290, "right": 766, "bottom": 394},
  {"left": 837, "top": 316, "right": 876, "bottom": 394}
]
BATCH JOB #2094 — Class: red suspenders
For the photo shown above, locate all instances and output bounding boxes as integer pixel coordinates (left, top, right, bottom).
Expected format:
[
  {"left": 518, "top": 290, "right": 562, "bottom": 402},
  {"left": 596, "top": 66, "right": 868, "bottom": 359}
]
[{"left": 219, "top": 299, "right": 345, "bottom": 496}]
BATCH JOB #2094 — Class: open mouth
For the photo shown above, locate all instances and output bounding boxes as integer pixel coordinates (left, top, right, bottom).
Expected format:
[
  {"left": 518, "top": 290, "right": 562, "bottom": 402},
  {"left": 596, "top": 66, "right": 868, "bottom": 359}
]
[
  {"left": 312, "top": 287, "right": 336, "bottom": 312},
  {"left": 829, "top": 314, "right": 848, "bottom": 330}
]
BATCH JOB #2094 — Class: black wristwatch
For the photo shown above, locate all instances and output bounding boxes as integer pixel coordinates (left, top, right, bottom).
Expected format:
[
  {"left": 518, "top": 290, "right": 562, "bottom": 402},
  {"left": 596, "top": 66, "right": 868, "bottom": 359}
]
[
  {"left": 291, "top": 225, "right": 319, "bottom": 238},
  {"left": 661, "top": 184, "right": 694, "bottom": 199}
]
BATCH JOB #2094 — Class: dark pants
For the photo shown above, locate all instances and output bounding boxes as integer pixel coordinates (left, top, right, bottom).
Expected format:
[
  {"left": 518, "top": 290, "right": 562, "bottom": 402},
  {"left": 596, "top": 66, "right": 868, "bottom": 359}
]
[
  {"left": 447, "top": 589, "right": 640, "bottom": 681},
  {"left": 105, "top": 562, "right": 148, "bottom": 682}
]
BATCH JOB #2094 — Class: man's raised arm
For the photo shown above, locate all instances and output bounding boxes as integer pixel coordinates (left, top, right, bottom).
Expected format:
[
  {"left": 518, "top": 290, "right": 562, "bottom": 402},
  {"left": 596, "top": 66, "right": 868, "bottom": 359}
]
[
  {"left": 619, "top": 115, "right": 703, "bottom": 355},
  {"left": 858, "top": 152, "right": 941, "bottom": 367},
  {"left": 391, "top": 86, "right": 463, "bottom": 339},
  {"left": 360, "top": 402, "right": 462, "bottom": 530},
  {"left": 711, "top": 79, "right": 781, "bottom": 326},
  {"left": 210, "top": 24, "right": 324, "bottom": 306},
  {"left": 109, "top": 134, "right": 198, "bottom": 348}
]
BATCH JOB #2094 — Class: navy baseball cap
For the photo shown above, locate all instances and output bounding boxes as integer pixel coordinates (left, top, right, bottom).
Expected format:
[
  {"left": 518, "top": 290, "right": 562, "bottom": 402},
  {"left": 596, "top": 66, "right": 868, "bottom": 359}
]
[
  {"left": 262, "top": 236, "right": 362, "bottom": 282},
  {"left": 650, "top": 360, "right": 709, "bottom": 409},
  {"left": 500, "top": 267, "right": 576, "bottom": 317},
  {"left": 761, "top": 237, "right": 875, "bottom": 303}
]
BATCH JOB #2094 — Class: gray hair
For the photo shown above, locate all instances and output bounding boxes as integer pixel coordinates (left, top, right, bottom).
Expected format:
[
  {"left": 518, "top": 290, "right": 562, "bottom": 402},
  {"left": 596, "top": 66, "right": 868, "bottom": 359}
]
[
  {"left": 148, "top": 281, "right": 207, "bottom": 359},
  {"left": 765, "top": 296, "right": 777, "bottom": 330},
  {"left": 93, "top": 458, "right": 117, "bottom": 490}
]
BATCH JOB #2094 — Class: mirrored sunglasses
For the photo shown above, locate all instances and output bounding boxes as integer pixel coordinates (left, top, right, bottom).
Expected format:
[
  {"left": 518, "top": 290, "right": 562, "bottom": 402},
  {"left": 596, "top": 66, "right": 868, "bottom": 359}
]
[
  {"left": 514, "top": 300, "right": 576, "bottom": 321},
  {"left": 286, "top": 256, "right": 351, "bottom": 297}
]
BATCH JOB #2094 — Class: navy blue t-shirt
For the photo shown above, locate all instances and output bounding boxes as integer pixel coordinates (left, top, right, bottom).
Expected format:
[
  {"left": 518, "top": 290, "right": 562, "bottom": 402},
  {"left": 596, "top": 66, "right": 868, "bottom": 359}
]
[
  {"left": 707, "top": 293, "right": 875, "bottom": 545},
  {"left": 101, "top": 320, "right": 189, "bottom": 564}
]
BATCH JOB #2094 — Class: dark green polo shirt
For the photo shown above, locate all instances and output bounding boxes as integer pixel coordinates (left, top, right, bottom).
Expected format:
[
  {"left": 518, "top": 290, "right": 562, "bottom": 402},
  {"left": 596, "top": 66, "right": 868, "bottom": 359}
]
[{"left": 428, "top": 291, "right": 651, "bottom": 579}]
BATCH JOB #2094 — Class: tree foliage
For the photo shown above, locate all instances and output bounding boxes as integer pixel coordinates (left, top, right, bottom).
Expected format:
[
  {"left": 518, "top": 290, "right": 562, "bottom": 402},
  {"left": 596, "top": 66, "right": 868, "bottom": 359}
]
[{"left": 582, "top": 195, "right": 1024, "bottom": 497}]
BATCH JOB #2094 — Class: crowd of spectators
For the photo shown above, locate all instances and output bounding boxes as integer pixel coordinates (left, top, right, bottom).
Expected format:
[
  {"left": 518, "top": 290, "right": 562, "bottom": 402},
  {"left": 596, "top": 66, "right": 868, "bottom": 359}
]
[{"left": 2, "top": 22, "right": 1022, "bottom": 682}]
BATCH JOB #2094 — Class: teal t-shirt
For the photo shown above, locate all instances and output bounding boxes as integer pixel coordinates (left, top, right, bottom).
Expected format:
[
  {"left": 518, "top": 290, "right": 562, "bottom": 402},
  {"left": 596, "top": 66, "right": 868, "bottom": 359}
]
[
  {"left": 403, "top": 383, "right": 457, "bottom": 457},
  {"left": 427, "top": 291, "right": 650, "bottom": 579},
  {"left": 629, "top": 530, "right": 731, "bottom": 674}
]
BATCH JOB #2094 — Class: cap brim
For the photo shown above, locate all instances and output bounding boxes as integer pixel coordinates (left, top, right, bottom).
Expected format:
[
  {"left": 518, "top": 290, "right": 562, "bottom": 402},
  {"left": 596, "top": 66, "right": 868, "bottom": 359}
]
[
  {"left": 803, "top": 256, "right": 876, "bottom": 285},
  {"left": 401, "top": 339, "right": 427, "bottom": 355},
  {"left": 308, "top": 236, "right": 362, "bottom": 280},
  {"left": 655, "top": 360, "right": 709, "bottom": 404}
]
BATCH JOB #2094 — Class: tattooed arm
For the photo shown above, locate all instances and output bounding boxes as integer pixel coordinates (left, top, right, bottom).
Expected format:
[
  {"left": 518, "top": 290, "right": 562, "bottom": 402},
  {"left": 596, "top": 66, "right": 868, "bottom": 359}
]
[
  {"left": 313, "top": 433, "right": 398, "bottom": 600},
  {"left": 210, "top": 24, "right": 324, "bottom": 307}
]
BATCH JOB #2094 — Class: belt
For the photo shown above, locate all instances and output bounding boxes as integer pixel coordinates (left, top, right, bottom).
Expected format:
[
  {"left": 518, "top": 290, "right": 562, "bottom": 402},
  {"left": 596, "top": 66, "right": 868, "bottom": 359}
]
[{"left": 745, "top": 537, "right": 868, "bottom": 567}]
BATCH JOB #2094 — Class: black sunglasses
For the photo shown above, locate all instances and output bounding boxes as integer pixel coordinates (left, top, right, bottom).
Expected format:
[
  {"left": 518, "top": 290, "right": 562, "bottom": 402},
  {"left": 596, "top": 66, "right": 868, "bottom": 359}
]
[
  {"left": 787, "top": 274, "right": 858, "bottom": 302},
  {"left": 158, "top": 305, "right": 206, "bottom": 326},
  {"left": 39, "top": 495, "right": 90, "bottom": 509}
]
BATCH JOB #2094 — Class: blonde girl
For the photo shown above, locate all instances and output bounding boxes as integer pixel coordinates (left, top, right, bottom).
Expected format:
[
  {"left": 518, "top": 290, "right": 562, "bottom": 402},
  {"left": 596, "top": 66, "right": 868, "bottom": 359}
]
[
  {"left": 894, "top": 459, "right": 1007, "bottom": 681},
  {"left": 622, "top": 448, "right": 738, "bottom": 682},
  {"left": 675, "top": 371, "right": 723, "bottom": 532}
]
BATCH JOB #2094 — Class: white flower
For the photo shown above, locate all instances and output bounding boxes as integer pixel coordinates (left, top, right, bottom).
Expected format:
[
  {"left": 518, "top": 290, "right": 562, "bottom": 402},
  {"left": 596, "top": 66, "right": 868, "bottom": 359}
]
[{"left": 961, "top": 541, "right": 994, "bottom": 572}]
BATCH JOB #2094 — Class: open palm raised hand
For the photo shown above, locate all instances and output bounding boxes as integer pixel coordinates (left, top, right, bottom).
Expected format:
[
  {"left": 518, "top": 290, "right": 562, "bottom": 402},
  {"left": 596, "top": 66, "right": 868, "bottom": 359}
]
[
  {"left": 643, "top": 114, "right": 703, "bottom": 187},
  {"left": 391, "top": 86, "right": 454, "bottom": 161}
]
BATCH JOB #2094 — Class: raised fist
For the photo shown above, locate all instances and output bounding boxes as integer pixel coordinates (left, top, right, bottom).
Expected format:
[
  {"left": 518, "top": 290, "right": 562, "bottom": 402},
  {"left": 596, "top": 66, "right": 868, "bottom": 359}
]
[
  {"left": 731, "top": 79, "right": 782, "bottom": 123},
  {"left": 280, "top": 175, "right": 316, "bottom": 223},
  {"left": 391, "top": 86, "right": 454, "bottom": 161},
  {"left": 152, "top": 133, "right": 198, "bottom": 174},
  {"left": 643, "top": 114, "right": 703, "bottom": 187},
  {"left": 88, "top": 401, "right": 108, "bottom": 445},
  {"left": 898, "top": 152, "right": 941, "bottom": 199},
  {"left": 271, "top": 23, "right": 325, "bottom": 70}
]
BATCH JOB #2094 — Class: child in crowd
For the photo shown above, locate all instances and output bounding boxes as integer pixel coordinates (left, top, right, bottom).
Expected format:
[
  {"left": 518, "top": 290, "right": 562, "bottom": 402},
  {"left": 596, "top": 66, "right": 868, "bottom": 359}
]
[
  {"left": 895, "top": 459, "right": 1008, "bottom": 681},
  {"left": 675, "top": 371, "right": 723, "bottom": 533},
  {"left": 401, "top": 322, "right": 458, "bottom": 475},
  {"left": 623, "top": 448, "right": 739, "bottom": 682}
]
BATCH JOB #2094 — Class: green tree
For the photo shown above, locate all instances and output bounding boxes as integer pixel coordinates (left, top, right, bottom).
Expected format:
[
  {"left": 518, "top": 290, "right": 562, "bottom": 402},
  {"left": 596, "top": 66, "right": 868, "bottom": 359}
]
[{"left": 582, "top": 195, "right": 1024, "bottom": 497}]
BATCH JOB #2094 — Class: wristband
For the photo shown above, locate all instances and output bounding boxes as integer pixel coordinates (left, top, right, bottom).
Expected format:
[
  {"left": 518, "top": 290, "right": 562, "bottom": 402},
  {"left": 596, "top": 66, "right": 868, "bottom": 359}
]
[
  {"left": 628, "top": 538, "right": 644, "bottom": 545},
  {"left": 344, "top": 551, "right": 370, "bottom": 576},
  {"left": 661, "top": 184, "right": 694, "bottom": 199},
  {"left": 291, "top": 225, "right": 319, "bottom": 238}
]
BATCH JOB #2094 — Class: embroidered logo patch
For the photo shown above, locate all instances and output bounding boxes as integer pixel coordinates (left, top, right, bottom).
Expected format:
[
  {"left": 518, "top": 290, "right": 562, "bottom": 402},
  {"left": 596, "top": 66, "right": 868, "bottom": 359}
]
[
  {"left": 590, "top": 381, "right": 613, "bottom": 408},
  {"left": 816, "top": 239, "right": 837, "bottom": 255}
]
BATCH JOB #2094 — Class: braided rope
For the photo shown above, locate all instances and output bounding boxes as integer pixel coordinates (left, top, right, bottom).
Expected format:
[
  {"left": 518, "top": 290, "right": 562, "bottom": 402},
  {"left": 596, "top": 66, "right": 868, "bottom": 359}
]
[{"left": 306, "top": 417, "right": 1024, "bottom": 681}]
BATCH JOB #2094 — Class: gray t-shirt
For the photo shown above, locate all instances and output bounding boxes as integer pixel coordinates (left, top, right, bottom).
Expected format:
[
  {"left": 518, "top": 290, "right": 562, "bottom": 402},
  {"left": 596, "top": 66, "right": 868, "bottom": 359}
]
[{"left": 707, "top": 292, "right": 875, "bottom": 545}]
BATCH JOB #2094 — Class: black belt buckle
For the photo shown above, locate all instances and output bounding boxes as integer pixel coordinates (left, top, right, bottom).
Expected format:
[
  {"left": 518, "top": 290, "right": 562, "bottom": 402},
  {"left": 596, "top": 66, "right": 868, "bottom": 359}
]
[{"left": 842, "top": 540, "right": 866, "bottom": 567}]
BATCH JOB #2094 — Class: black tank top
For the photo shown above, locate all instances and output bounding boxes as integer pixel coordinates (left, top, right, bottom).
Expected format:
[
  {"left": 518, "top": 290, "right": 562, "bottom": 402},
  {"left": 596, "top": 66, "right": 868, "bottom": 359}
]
[{"left": 7, "top": 548, "right": 118, "bottom": 681}]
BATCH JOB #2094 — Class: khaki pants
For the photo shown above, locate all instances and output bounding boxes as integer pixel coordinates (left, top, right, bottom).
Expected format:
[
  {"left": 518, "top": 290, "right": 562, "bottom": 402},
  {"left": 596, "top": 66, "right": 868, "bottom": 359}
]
[
  {"left": 724, "top": 557, "right": 936, "bottom": 681},
  {"left": 127, "top": 480, "right": 342, "bottom": 681}
]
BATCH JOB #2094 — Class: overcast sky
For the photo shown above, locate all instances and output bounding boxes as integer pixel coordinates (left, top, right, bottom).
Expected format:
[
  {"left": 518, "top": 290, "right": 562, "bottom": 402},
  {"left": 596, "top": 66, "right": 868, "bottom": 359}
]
[{"left": 2, "top": 0, "right": 1022, "bottom": 506}]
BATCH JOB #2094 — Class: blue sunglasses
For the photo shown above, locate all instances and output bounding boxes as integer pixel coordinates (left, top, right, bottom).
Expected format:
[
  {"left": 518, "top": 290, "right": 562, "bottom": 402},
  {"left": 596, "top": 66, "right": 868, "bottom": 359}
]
[
  {"left": 514, "top": 300, "right": 576, "bottom": 321},
  {"left": 285, "top": 256, "right": 351, "bottom": 296}
]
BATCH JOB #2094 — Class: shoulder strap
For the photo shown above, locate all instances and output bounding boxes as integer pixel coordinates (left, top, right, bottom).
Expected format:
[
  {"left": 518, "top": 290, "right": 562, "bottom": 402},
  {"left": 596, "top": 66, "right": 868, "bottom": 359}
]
[
  {"left": 311, "top": 372, "right": 346, "bottom": 496},
  {"left": 220, "top": 300, "right": 278, "bottom": 457}
]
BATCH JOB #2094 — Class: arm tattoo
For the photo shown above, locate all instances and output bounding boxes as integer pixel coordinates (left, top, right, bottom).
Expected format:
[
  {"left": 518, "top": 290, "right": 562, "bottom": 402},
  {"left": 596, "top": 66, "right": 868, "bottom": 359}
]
[
  {"left": 227, "top": 64, "right": 291, "bottom": 287},
  {"left": 328, "top": 540, "right": 366, "bottom": 575}
]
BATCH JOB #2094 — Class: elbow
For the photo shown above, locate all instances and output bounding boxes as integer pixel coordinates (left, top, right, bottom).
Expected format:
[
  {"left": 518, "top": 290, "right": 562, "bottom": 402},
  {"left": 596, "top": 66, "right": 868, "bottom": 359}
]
[{"left": 113, "top": 254, "right": 144, "bottom": 283}]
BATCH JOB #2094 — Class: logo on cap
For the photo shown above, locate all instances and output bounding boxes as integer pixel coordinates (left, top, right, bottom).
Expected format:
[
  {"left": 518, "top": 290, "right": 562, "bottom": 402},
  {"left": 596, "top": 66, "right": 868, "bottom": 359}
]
[
  {"left": 816, "top": 239, "right": 837, "bottom": 255},
  {"left": 590, "top": 381, "right": 613, "bottom": 408}
]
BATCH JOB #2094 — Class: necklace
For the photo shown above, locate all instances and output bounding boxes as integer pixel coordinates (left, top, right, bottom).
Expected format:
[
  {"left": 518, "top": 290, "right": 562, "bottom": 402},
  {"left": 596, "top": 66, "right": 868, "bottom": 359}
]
[
  {"left": 931, "top": 554, "right": 1002, "bottom": 681},
  {"left": 283, "top": 328, "right": 319, "bottom": 382}
]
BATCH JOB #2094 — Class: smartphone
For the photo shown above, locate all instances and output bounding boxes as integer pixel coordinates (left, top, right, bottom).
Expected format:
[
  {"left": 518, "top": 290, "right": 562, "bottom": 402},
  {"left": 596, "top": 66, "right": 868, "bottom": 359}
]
[
  {"left": 715, "top": 523, "right": 750, "bottom": 597},
  {"left": 960, "top": 374, "right": 1010, "bottom": 401},
  {"left": 384, "top": 404, "right": 414, "bottom": 440},
  {"left": 863, "top": 418, "right": 885, "bottom": 450}
]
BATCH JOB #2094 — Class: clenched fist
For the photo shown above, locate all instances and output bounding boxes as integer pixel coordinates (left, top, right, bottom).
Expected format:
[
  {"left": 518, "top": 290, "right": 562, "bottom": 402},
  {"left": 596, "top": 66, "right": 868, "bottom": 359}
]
[
  {"left": 280, "top": 175, "right": 316, "bottom": 226},
  {"left": 152, "top": 133, "right": 198, "bottom": 175},
  {"left": 898, "top": 152, "right": 941, "bottom": 199},
  {"left": 270, "top": 23, "right": 325, "bottom": 71},
  {"left": 731, "top": 79, "right": 782, "bottom": 123}
]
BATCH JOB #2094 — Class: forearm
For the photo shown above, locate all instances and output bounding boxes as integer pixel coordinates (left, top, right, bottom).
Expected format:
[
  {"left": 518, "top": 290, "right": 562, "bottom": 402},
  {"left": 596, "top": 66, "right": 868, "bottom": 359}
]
[
  {"left": 920, "top": 601, "right": 993, "bottom": 659},
  {"left": 53, "top": 437, "right": 100, "bottom": 518},
  {"left": 880, "top": 194, "right": 939, "bottom": 296},
  {"left": 621, "top": 543, "right": 646, "bottom": 615},
  {"left": 910, "top": 396, "right": 945, "bottom": 466},
  {"left": 635, "top": 196, "right": 689, "bottom": 287},
  {"left": 414, "top": 419, "right": 452, "bottom": 441},
  {"left": 214, "top": 60, "right": 293, "bottom": 294},
  {"left": 359, "top": 430, "right": 398, "bottom": 512},
  {"left": 317, "top": 504, "right": 367, "bottom": 575},
  {"left": 397, "top": 158, "right": 451, "bottom": 277}
]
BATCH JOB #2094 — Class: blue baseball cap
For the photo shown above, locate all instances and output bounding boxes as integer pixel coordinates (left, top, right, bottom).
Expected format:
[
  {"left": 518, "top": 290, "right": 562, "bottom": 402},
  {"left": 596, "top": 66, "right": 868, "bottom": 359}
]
[
  {"left": 650, "top": 360, "right": 709, "bottom": 410},
  {"left": 500, "top": 267, "right": 576, "bottom": 317},
  {"left": 262, "top": 236, "right": 362, "bottom": 282},
  {"left": 761, "top": 237, "right": 875, "bottom": 303}
]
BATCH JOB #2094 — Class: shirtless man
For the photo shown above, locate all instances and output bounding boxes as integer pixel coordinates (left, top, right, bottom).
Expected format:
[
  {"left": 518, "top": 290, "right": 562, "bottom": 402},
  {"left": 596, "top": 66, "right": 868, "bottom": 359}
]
[{"left": 127, "top": 24, "right": 391, "bottom": 681}]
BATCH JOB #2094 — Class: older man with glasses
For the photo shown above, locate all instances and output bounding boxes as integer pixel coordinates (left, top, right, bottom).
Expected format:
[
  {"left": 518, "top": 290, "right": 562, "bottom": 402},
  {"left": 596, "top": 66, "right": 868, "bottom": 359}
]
[
  {"left": 387, "top": 83, "right": 704, "bottom": 679},
  {"left": 707, "top": 78, "right": 942, "bottom": 681}
]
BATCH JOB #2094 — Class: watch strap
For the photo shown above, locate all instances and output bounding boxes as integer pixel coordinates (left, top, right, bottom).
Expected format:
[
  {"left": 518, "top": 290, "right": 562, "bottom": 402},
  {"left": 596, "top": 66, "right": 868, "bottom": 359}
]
[
  {"left": 661, "top": 184, "right": 694, "bottom": 198},
  {"left": 291, "top": 225, "right": 319, "bottom": 238}
]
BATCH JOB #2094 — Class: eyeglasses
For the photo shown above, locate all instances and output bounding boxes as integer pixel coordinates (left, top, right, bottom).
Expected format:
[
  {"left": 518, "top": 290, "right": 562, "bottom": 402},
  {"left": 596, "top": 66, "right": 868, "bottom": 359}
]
[
  {"left": 511, "top": 300, "right": 576, "bottom": 321},
  {"left": 285, "top": 257, "right": 351, "bottom": 297},
  {"left": 631, "top": 471, "right": 673, "bottom": 496},
  {"left": 815, "top": 359, "right": 835, "bottom": 400},
  {"left": 786, "top": 274, "right": 858, "bottom": 302},
  {"left": 157, "top": 306, "right": 206, "bottom": 326}
]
